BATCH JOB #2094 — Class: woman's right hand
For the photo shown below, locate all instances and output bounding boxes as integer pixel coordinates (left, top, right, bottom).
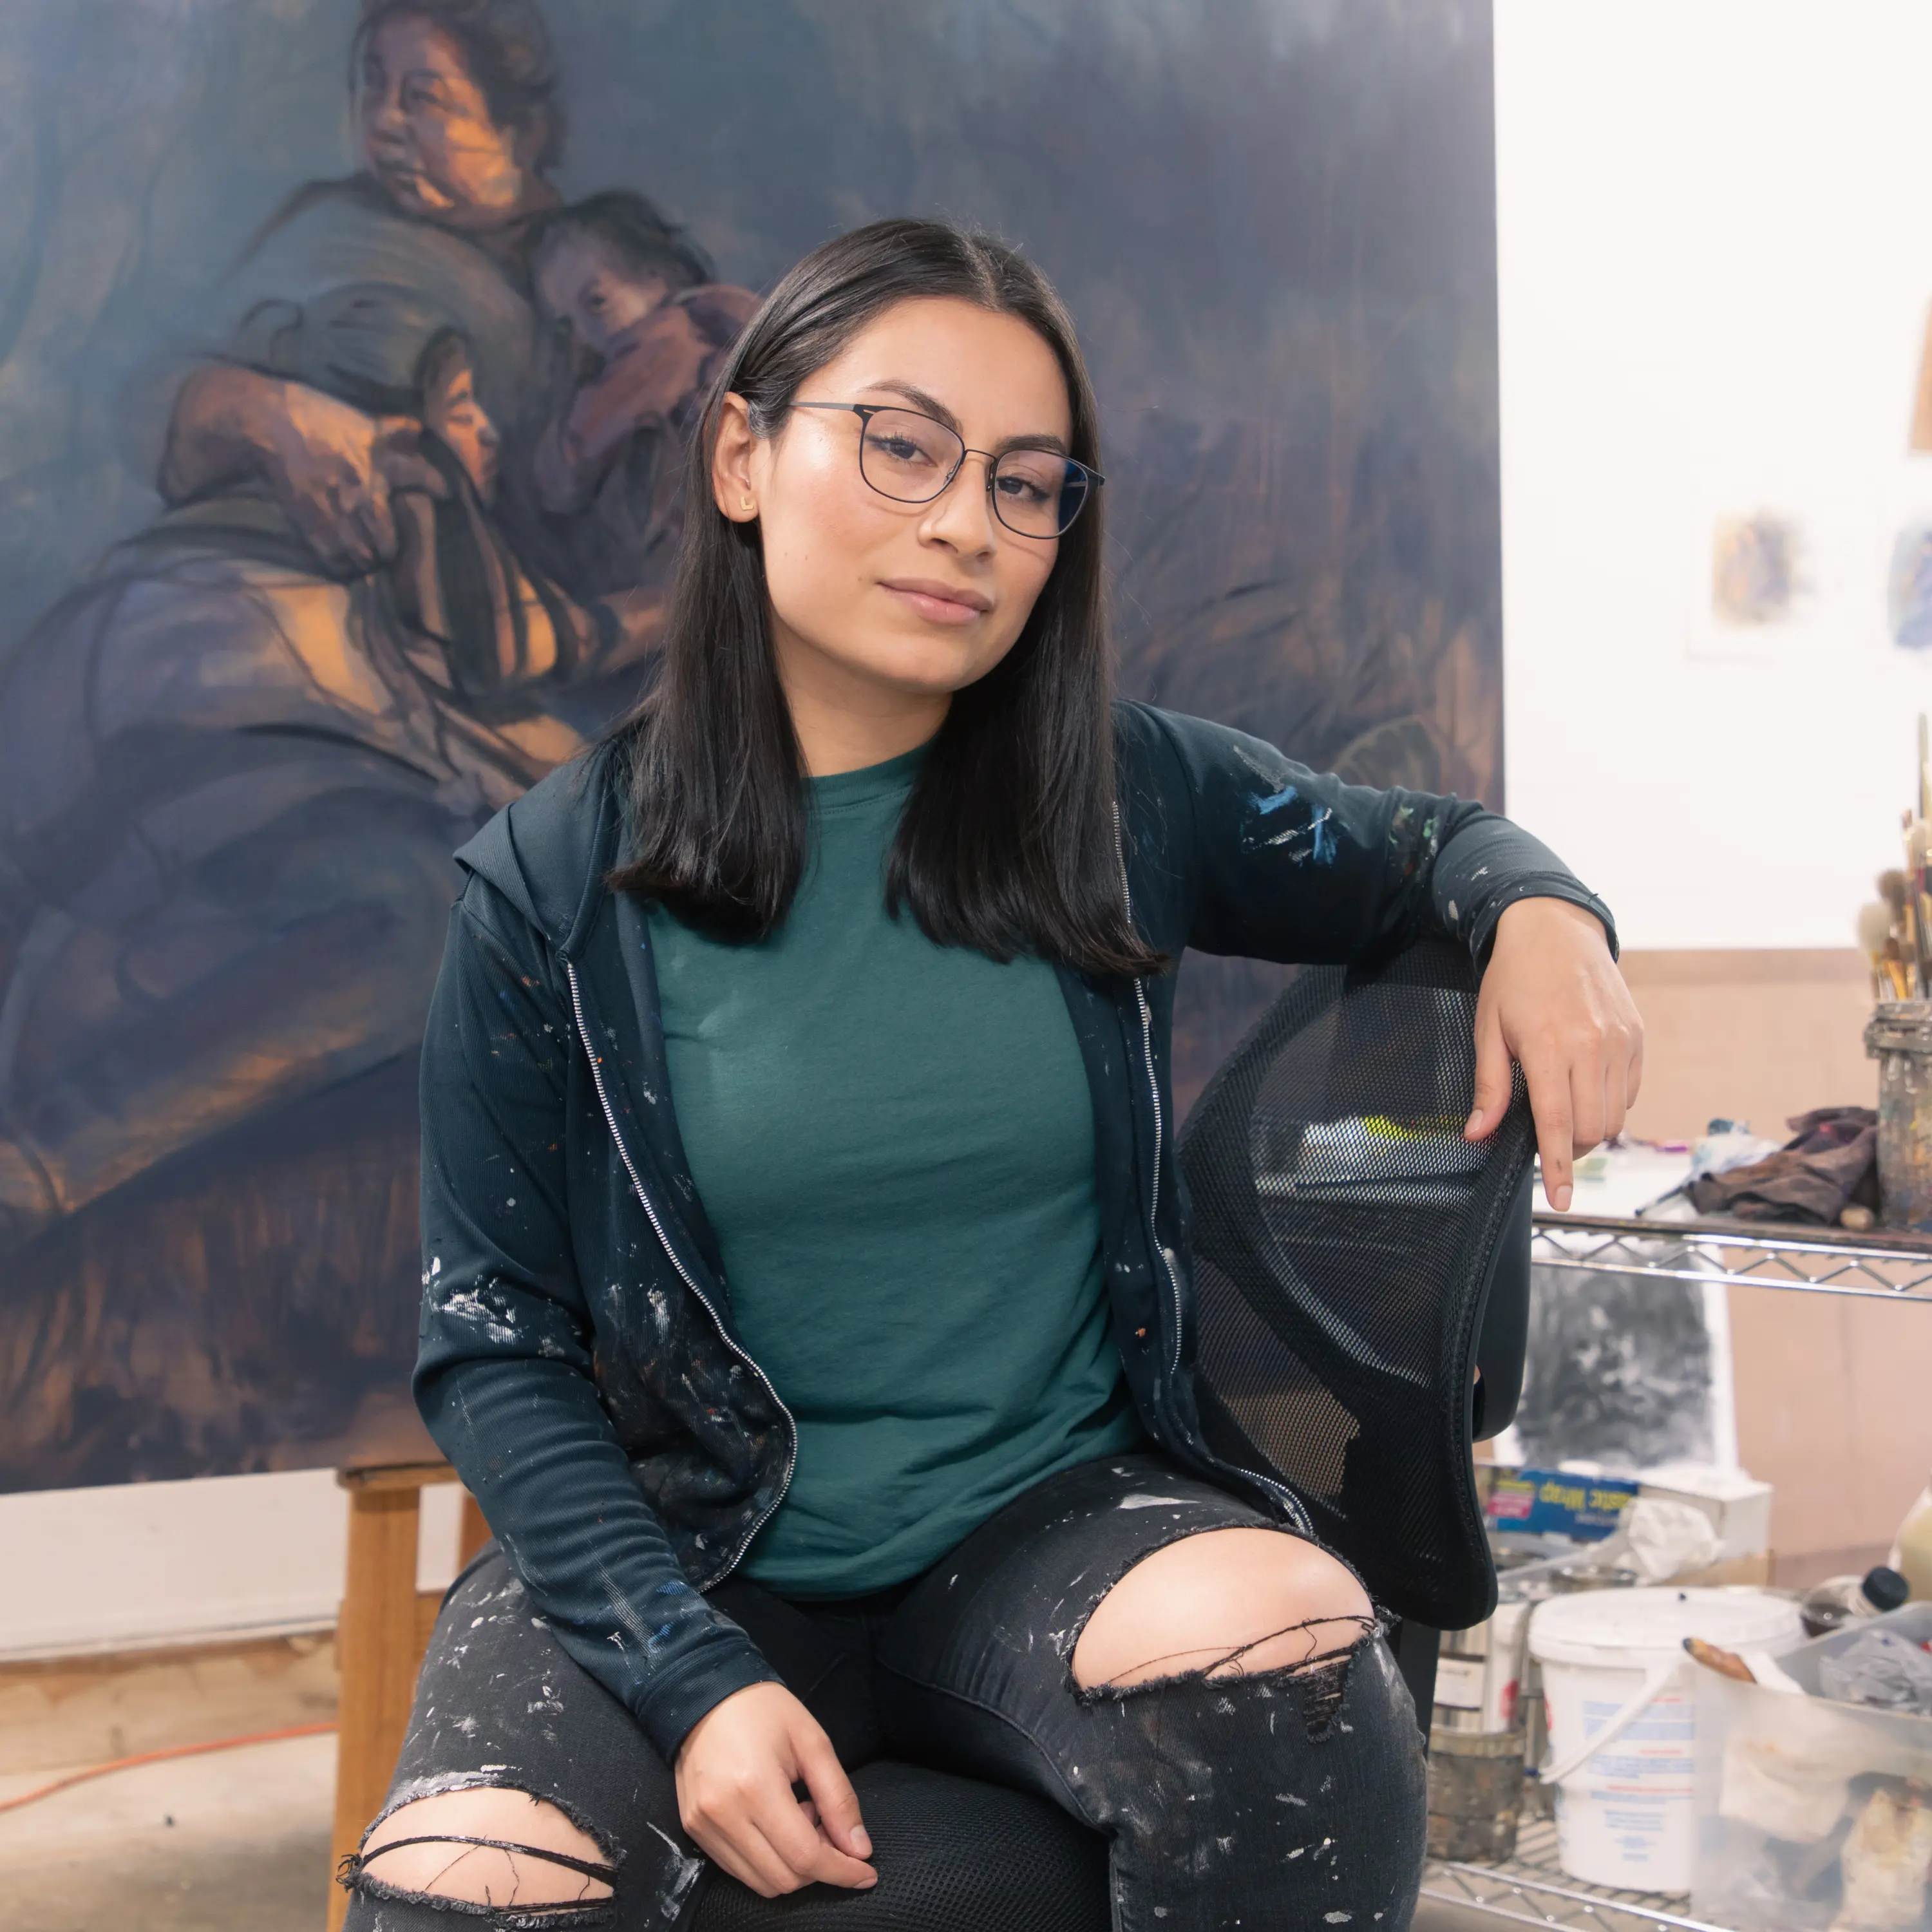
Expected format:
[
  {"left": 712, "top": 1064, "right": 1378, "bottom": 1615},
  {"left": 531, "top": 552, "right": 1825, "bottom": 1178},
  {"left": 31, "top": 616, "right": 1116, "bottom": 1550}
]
[
  {"left": 261, "top": 386, "right": 446, "bottom": 573},
  {"left": 674, "top": 1681, "right": 876, "bottom": 1897},
  {"left": 161, "top": 366, "right": 446, "bottom": 574}
]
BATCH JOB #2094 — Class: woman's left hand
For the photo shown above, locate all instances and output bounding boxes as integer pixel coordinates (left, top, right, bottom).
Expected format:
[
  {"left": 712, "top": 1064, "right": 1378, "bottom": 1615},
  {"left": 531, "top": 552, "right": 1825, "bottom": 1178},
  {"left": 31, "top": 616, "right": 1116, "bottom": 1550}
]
[{"left": 1463, "top": 898, "right": 1643, "bottom": 1211}]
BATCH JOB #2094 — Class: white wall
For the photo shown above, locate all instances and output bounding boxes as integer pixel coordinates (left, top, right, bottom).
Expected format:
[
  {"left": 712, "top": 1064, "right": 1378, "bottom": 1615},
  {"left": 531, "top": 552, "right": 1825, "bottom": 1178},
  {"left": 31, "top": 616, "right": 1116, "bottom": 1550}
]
[
  {"left": 0, "top": 1472, "right": 462, "bottom": 1660},
  {"left": 1498, "top": 0, "right": 1932, "bottom": 949}
]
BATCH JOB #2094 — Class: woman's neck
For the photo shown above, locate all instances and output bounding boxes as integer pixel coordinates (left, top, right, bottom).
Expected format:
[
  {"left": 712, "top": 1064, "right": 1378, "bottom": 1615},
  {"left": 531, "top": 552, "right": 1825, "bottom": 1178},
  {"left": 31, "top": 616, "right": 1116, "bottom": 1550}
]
[{"left": 774, "top": 625, "right": 948, "bottom": 777}]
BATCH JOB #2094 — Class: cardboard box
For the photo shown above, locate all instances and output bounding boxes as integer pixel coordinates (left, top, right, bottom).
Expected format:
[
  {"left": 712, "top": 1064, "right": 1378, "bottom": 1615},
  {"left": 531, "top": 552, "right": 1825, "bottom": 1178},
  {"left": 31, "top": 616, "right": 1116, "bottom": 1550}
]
[
  {"left": 1636, "top": 1464, "right": 1773, "bottom": 1560},
  {"left": 1484, "top": 1467, "right": 1639, "bottom": 1541}
]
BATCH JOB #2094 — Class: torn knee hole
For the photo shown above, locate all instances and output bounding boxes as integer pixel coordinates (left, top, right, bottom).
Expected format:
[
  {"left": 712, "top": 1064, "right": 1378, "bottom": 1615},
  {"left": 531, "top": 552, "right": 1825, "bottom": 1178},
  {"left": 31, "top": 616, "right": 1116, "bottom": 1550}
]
[
  {"left": 346, "top": 1786, "right": 618, "bottom": 1913},
  {"left": 1081, "top": 1613, "right": 1378, "bottom": 1692}
]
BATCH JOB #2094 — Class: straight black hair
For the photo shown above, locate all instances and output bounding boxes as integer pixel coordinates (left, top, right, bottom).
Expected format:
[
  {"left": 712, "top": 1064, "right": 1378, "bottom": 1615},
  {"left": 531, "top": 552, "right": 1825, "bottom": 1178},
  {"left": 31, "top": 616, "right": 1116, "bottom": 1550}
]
[{"left": 607, "top": 216, "right": 1163, "bottom": 981}]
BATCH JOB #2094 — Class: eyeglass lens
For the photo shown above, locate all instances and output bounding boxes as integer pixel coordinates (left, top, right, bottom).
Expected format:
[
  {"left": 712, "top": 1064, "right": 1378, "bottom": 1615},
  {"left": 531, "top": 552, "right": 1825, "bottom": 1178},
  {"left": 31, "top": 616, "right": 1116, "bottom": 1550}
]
[{"left": 856, "top": 408, "right": 1088, "bottom": 537}]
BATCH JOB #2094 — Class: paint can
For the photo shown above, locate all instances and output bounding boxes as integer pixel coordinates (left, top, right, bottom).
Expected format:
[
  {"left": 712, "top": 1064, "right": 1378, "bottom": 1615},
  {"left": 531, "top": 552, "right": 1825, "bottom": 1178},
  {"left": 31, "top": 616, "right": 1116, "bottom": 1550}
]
[
  {"left": 1528, "top": 1587, "right": 1803, "bottom": 1894},
  {"left": 1866, "top": 1002, "right": 1932, "bottom": 1231},
  {"left": 1426, "top": 1727, "right": 1524, "bottom": 1862}
]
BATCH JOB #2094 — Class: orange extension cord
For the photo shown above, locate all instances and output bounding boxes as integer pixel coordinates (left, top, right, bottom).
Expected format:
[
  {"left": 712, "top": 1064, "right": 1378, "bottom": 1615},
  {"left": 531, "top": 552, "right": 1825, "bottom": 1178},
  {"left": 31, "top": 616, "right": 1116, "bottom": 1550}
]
[{"left": 0, "top": 1721, "right": 338, "bottom": 1816}]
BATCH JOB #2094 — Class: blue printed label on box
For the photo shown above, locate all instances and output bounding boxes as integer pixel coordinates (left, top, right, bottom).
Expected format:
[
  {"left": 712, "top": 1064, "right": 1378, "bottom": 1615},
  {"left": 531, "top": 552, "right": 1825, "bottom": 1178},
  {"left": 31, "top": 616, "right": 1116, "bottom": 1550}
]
[{"left": 1485, "top": 1468, "right": 1638, "bottom": 1540}]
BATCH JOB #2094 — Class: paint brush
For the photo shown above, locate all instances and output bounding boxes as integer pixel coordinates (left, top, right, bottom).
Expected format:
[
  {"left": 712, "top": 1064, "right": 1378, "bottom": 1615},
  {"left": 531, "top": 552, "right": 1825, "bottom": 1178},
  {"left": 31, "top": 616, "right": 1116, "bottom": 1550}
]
[
  {"left": 1860, "top": 902, "right": 1896, "bottom": 999},
  {"left": 1885, "top": 938, "right": 1913, "bottom": 1000}
]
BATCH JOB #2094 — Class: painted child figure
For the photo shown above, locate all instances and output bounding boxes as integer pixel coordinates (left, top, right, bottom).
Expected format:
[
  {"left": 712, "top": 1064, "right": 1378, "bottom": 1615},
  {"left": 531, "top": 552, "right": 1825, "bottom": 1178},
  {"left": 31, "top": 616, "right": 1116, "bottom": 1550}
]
[{"left": 533, "top": 193, "right": 759, "bottom": 599}]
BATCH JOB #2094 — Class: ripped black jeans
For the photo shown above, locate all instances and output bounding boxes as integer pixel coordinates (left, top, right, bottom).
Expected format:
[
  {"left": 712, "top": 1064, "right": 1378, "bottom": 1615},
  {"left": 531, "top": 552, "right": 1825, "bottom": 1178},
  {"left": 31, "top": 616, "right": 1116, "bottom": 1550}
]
[{"left": 342, "top": 1451, "right": 1426, "bottom": 1932}]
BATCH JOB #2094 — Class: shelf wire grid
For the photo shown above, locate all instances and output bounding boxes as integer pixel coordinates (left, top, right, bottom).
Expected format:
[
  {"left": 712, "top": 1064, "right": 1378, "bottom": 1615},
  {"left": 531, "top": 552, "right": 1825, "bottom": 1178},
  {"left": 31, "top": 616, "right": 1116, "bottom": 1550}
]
[
  {"left": 1421, "top": 1819, "right": 1733, "bottom": 1932},
  {"left": 1531, "top": 1213, "right": 1932, "bottom": 1304}
]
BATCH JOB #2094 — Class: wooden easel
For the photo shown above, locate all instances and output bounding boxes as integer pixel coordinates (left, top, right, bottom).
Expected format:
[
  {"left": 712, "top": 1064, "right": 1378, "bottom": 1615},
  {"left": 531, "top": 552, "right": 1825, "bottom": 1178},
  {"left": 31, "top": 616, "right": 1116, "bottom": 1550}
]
[{"left": 327, "top": 1461, "right": 490, "bottom": 1932}]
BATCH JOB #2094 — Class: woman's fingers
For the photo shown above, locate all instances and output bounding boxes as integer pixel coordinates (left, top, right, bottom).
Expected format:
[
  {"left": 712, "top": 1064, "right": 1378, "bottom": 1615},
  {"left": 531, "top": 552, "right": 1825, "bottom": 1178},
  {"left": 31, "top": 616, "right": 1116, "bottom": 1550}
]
[
  {"left": 290, "top": 486, "right": 368, "bottom": 573},
  {"left": 1601, "top": 1041, "right": 1628, "bottom": 1144},
  {"left": 1526, "top": 1055, "right": 1576, "bottom": 1211},
  {"left": 699, "top": 1821, "right": 799, "bottom": 1899},
  {"left": 754, "top": 1772, "right": 874, "bottom": 1891},
  {"left": 1464, "top": 999, "right": 1513, "bottom": 1141},
  {"left": 353, "top": 478, "right": 397, "bottom": 564},
  {"left": 793, "top": 1723, "right": 873, "bottom": 1864},
  {"left": 675, "top": 1683, "right": 875, "bottom": 1898},
  {"left": 1476, "top": 898, "right": 1646, "bottom": 1210}
]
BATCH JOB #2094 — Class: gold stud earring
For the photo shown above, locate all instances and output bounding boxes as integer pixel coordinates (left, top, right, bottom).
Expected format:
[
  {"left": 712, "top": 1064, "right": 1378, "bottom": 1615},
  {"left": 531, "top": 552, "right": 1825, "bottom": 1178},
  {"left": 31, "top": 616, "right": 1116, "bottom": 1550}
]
[{"left": 741, "top": 495, "right": 755, "bottom": 513}]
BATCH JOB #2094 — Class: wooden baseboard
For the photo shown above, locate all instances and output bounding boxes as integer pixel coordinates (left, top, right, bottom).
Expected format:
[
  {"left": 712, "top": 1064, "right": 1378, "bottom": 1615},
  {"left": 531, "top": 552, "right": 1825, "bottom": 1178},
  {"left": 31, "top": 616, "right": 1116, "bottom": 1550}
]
[
  {"left": 0, "top": 1630, "right": 339, "bottom": 1779},
  {"left": 0, "top": 1588, "right": 450, "bottom": 1781},
  {"left": 1618, "top": 947, "right": 1873, "bottom": 1143}
]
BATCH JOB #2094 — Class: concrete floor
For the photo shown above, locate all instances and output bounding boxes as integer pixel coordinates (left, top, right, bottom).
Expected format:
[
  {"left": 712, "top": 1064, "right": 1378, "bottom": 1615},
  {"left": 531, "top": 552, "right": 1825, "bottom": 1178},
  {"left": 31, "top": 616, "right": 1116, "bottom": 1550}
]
[{"left": 0, "top": 1732, "right": 334, "bottom": 1931}]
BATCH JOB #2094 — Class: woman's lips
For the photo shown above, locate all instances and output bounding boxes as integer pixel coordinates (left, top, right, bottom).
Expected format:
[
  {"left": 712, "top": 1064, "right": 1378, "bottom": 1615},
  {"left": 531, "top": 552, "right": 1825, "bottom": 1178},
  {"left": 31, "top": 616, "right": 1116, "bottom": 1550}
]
[{"left": 878, "top": 580, "right": 991, "bottom": 626}]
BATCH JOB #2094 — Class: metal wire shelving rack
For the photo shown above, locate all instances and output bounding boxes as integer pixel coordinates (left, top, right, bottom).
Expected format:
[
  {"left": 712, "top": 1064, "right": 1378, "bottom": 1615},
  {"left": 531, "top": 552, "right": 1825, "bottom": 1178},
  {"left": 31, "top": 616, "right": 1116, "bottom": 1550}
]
[
  {"left": 1416, "top": 1209, "right": 1932, "bottom": 1931},
  {"left": 1529, "top": 1210, "right": 1932, "bottom": 1306},
  {"left": 1421, "top": 1819, "right": 1740, "bottom": 1932}
]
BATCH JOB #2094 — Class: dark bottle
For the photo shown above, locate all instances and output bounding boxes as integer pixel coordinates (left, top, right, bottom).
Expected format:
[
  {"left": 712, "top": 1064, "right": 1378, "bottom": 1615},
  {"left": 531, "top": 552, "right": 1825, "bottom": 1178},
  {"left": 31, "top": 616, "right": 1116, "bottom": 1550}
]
[{"left": 1799, "top": 1565, "right": 1911, "bottom": 1639}]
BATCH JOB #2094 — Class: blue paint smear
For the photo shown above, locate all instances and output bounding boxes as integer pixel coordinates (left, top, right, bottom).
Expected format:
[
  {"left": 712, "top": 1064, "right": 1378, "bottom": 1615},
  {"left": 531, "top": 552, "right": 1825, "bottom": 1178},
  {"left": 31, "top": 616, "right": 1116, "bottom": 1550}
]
[{"left": 1244, "top": 785, "right": 1339, "bottom": 865}]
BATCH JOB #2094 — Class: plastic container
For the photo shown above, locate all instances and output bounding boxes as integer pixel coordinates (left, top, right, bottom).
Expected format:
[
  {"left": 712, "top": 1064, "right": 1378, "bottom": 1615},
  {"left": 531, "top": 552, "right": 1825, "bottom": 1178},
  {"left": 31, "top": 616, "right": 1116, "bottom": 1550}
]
[
  {"left": 1692, "top": 1603, "right": 1932, "bottom": 1932},
  {"left": 1428, "top": 1726, "right": 1525, "bottom": 1862},
  {"left": 1528, "top": 1586, "right": 1803, "bottom": 1893}
]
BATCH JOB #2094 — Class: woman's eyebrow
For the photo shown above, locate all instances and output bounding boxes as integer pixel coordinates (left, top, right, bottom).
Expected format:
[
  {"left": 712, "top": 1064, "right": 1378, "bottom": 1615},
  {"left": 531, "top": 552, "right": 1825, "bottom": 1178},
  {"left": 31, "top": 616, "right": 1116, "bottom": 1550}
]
[{"left": 860, "top": 380, "right": 1070, "bottom": 455}]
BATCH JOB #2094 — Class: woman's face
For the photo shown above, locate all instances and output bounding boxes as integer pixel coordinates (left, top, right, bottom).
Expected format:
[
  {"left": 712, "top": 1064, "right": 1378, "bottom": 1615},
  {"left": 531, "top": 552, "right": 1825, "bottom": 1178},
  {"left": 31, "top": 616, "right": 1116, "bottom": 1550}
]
[
  {"left": 357, "top": 15, "right": 530, "bottom": 219},
  {"left": 536, "top": 231, "right": 672, "bottom": 357},
  {"left": 422, "top": 352, "right": 501, "bottom": 499},
  {"left": 715, "top": 297, "right": 1072, "bottom": 721}
]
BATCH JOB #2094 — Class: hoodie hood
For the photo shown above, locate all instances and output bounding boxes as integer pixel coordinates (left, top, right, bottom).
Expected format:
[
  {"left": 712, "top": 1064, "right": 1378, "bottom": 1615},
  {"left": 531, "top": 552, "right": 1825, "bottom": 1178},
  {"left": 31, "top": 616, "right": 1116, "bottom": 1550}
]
[{"left": 453, "top": 741, "right": 621, "bottom": 957}]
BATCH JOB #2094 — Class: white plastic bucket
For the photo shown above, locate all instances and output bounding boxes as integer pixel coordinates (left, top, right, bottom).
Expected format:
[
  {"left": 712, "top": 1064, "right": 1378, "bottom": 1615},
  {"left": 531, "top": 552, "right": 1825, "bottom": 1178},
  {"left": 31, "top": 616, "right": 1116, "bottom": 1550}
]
[{"left": 1527, "top": 1587, "right": 1803, "bottom": 1894}]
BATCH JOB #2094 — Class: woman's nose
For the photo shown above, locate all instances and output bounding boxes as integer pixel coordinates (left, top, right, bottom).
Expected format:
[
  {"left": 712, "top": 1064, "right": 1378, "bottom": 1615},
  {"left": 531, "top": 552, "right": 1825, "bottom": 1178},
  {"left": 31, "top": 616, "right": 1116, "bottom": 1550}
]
[
  {"left": 920, "top": 453, "right": 1001, "bottom": 554},
  {"left": 362, "top": 88, "right": 408, "bottom": 146}
]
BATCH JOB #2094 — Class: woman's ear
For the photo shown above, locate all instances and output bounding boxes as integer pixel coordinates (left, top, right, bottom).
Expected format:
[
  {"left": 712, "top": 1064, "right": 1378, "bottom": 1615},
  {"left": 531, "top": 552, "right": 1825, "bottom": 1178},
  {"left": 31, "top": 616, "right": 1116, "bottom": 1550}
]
[{"left": 711, "top": 393, "right": 760, "bottom": 522}]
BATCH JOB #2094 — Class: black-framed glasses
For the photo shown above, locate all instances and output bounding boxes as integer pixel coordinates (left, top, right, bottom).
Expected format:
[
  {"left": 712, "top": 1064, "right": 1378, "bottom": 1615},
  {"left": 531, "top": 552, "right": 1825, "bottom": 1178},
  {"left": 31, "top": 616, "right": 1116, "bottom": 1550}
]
[{"left": 791, "top": 401, "right": 1103, "bottom": 539}]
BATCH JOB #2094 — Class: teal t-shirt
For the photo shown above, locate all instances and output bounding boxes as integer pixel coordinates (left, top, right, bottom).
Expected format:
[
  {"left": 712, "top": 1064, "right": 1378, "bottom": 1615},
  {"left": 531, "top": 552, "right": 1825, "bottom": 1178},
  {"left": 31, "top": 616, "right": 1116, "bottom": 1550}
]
[{"left": 646, "top": 744, "right": 1141, "bottom": 1596}]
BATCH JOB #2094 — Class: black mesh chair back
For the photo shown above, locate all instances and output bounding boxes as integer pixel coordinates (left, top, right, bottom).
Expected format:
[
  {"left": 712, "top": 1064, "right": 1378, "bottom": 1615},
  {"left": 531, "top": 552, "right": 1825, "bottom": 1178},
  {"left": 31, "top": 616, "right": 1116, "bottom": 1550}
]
[{"left": 1179, "top": 939, "right": 1536, "bottom": 1632}]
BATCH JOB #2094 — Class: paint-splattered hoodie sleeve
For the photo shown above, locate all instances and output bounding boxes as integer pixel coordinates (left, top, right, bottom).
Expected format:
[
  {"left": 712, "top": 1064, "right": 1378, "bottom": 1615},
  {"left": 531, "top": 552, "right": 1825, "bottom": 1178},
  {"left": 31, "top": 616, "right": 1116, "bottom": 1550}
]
[
  {"left": 1126, "top": 705, "right": 1616, "bottom": 967},
  {"left": 414, "top": 874, "right": 782, "bottom": 1758}
]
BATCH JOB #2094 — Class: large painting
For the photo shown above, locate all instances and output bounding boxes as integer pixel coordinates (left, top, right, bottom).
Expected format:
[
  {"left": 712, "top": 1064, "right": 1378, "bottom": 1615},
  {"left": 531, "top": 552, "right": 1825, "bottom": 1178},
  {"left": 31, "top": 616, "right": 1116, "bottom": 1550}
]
[{"left": 0, "top": 0, "right": 1502, "bottom": 1489}]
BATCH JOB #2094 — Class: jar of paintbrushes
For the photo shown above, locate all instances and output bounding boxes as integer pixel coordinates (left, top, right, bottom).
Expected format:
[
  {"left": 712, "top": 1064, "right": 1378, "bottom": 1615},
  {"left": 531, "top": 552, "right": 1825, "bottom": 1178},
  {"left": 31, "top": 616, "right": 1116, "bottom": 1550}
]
[{"left": 1860, "top": 715, "right": 1932, "bottom": 1231}]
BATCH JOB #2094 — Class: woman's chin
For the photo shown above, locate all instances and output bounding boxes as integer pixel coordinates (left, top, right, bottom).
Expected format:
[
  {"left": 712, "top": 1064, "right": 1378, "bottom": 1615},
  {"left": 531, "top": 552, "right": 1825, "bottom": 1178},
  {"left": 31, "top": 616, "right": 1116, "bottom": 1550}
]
[{"left": 857, "top": 637, "right": 1004, "bottom": 698}]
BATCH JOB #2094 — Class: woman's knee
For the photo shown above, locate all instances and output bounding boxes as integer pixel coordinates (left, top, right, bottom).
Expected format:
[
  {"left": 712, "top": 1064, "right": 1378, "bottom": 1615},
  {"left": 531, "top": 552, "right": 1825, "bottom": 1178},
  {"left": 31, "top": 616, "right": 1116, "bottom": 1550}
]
[
  {"left": 1071, "top": 1525, "right": 1374, "bottom": 1690},
  {"left": 352, "top": 1785, "right": 616, "bottom": 1911}
]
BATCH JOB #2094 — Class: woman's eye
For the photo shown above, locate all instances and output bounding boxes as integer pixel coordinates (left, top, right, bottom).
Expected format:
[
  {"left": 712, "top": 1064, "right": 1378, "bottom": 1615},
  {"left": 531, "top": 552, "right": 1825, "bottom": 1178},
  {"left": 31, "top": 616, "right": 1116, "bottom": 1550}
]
[
  {"left": 872, "top": 434, "right": 929, "bottom": 464},
  {"left": 996, "top": 473, "right": 1051, "bottom": 504},
  {"left": 585, "top": 293, "right": 605, "bottom": 312}
]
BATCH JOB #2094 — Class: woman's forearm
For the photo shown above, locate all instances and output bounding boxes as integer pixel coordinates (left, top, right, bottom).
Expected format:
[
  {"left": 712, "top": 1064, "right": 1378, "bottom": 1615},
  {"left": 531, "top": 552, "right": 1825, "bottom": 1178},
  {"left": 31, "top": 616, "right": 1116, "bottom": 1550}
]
[{"left": 158, "top": 364, "right": 295, "bottom": 504}]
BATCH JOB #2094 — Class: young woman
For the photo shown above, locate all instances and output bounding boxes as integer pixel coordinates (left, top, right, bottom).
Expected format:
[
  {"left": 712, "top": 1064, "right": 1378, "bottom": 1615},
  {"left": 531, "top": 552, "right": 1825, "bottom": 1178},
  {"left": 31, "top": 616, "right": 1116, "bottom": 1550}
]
[{"left": 342, "top": 218, "right": 1642, "bottom": 1931}]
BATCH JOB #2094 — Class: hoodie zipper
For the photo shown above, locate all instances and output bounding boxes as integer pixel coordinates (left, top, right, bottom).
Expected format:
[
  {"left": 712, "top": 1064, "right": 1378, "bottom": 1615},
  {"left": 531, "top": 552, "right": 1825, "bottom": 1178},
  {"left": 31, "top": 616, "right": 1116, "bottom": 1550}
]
[
  {"left": 564, "top": 958, "right": 796, "bottom": 1588},
  {"left": 1111, "top": 804, "right": 1312, "bottom": 1535},
  {"left": 1111, "top": 802, "right": 1183, "bottom": 1379}
]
